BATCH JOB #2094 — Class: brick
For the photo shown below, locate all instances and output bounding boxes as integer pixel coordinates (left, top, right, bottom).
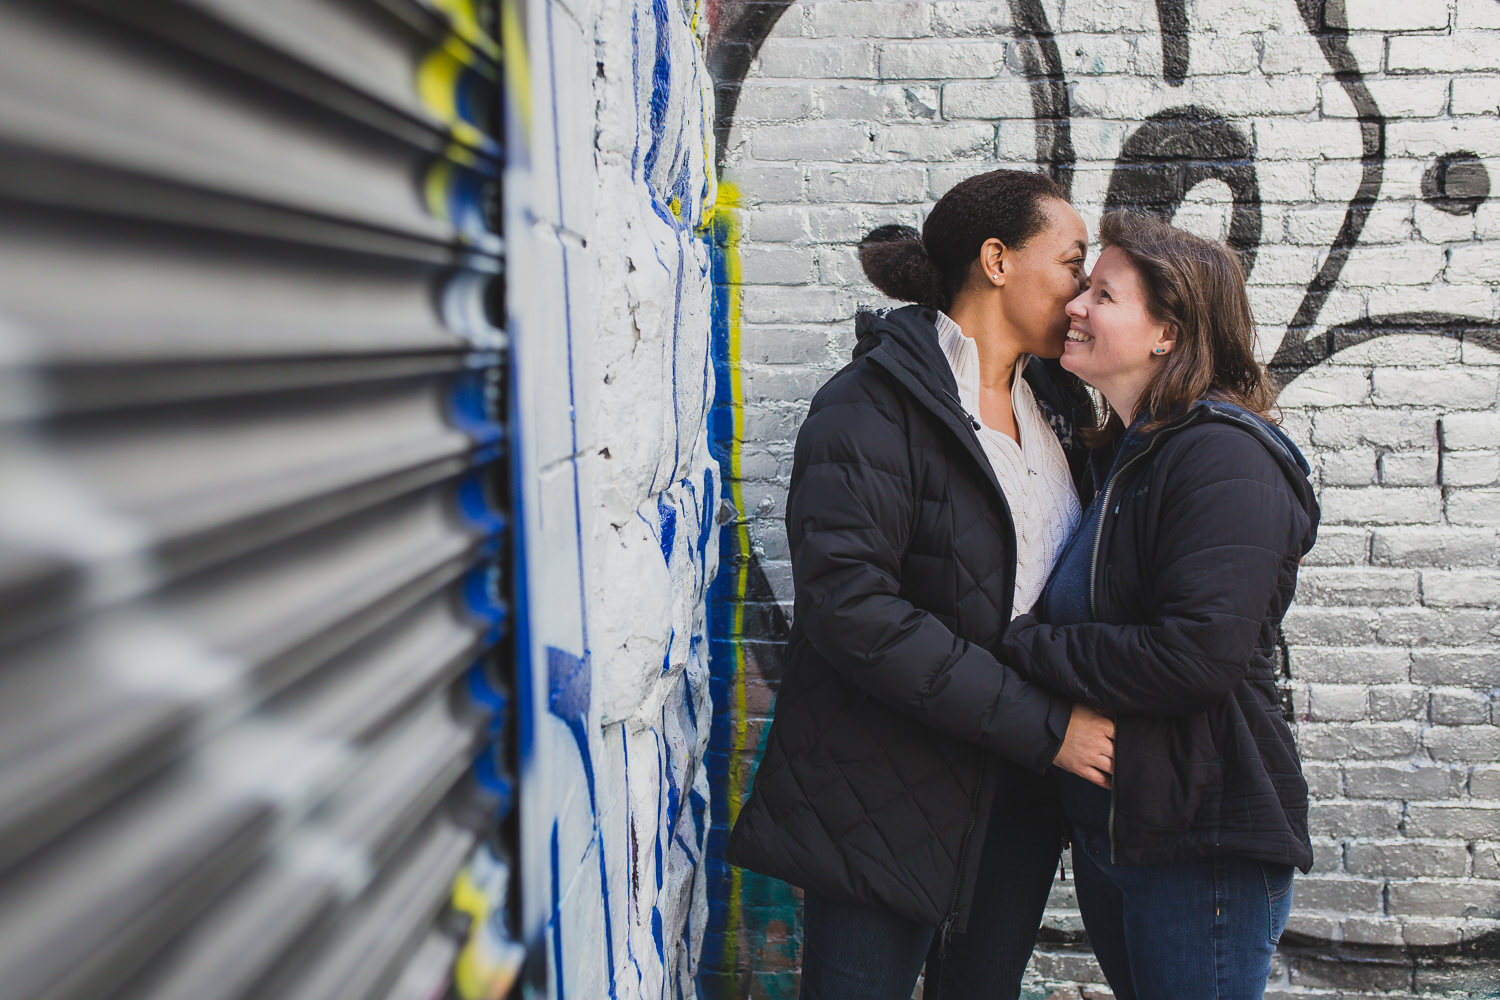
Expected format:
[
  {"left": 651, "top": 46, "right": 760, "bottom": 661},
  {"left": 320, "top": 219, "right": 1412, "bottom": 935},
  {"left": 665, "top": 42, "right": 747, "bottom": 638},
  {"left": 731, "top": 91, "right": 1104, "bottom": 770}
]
[
  {"left": 877, "top": 41, "right": 1008, "bottom": 80},
  {"left": 1415, "top": 201, "right": 1481, "bottom": 242},
  {"left": 1296, "top": 567, "right": 1420, "bottom": 605},
  {"left": 806, "top": 2, "right": 931, "bottom": 38},
  {"left": 1307, "top": 682, "right": 1372, "bottom": 721},
  {"left": 1479, "top": 842, "right": 1500, "bottom": 878},
  {"left": 1303, "top": 526, "right": 1371, "bottom": 565},
  {"left": 1464, "top": 337, "right": 1500, "bottom": 366},
  {"left": 1286, "top": 646, "right": 1409, "bottom": 684},
  {"left": 1458, "top": 0, "right": 1500, "bottom": 27},
  {"left": 732, "top": 83, "right": 816, "bottom": 123},
  {"left": 724, "top": 164, "right": 805, "bottom": 205},
  {"left": 1387, "top": 879, "right": 1500, "bottom": 919},
  {"left": 742, "top": 204, "right": 812, "bottom": 241},
  {"left": 1285, "top": 204, "right": 1413, "bottom": 247},
  {"left": 739, "top": 247, "right": 818, "bottom": 285},
  {"left": 1411, "top": 647, "right": 1500, "bottom": 687},
  {"left": 1072, "top": 76, "right": 1319, "bottom": 120},
  {"left": 1423, "top": 724, "right": 1500, "bottom": 761},
  {"left": 1327, "top": 0, "right": 1452, "bottom": 29},
  {"left": 1313, "top": 408, "right": 1439, "bottom": 449},
  {"left": 1390, "top": 34, "right": 1500, "bottom": 73},
  {"left": 1449, "top": 244, "right": 1500, "bottom": 284},
  {"left": 751, "top": 124, "right": 881, "bottom": 163},
  {"left": 805, "top": 165, "right": 926, "bottom": 204},
  {"left": 1389, "top": 119, "right": 1500, "bottom": 160},
  {"left": 1442, "top": 418, "right": 1500, "bottom": 463},
  {"left": 1415, "top": 960, "right": 1500, "bottom": 994},
  {"left": 741, "top": 286, "right": 856, "bottom": 325},
  {"left": 1051, "top": 35, "right": 1143, "bottom": 77},
  {"left": 1321, "top": 77, "right": 1451, "bottom": 119},
  {"left": 1345, "top": 246, "right": 1452, "bottom": 287},
  {"left": 1298, "top": 721, "right": 1422, "bottom": 759},
  {"left": 1449, "top": 488, "right": 1500, "bottom": 526},
  {"left": 1375, "top": 369, "right": 1500, "bottom": 409},
  {"left": 1282, "top": 606, "right": 1380, "bottom": 645},
  {"left": 755, "top": 40, "right": 877, "bottom": 79},
  {"left": 1284, "top": 912, "right": 1341, "bottom": 942},
  {"left": 1472, "top": 766, "right": 1500, "bottom": 797},
  {"left": 1370, "top": 684, "right": 1428, "bottom": 721},
  {"left": 1380, "top": 450, "right": 1439, "bottom": 486},
  {"left": 1345, "top": 762, "right": 1468, "bottom": 799},
  {"left": 1321, "top": 486, "right": 1443, "bottom": 525},
  {"left": 1278, "top": 367, "right": 1371, "bottom": 407},
  {"left": 1257, "top": 119, "right": 1364, "bottom": 161},
  {"left": 1312, "top": 159, "right": 1371, "bottom": 201},
  {"left": 1327, "top": 333, "right": 1463, "bottom": 368},
  {"left": 940, "top": 81, "right": 1040, "bottom": 121},
  {"left": 1303, "top": 762, "right": 1344, "bottom": 798},
  {"left": 1444, "top": 451, "right": 1500, "bottom": 487},
  {"left": 814, "top": 84, "right": 938, "bottom": 122},
  {"left": 930, "top": 2, "right": 1014, "bottom": 37},
  {"left": 1453, "top": 76, "right": 1500, "bottom": 115},
  {"left": 1288, "top": 954, "right": 1413, "bottom": 992},
  {"left": 1423, "top": 570, "right": 1500, "bottom": 608},
  {"left": 1260, "top": 34, "right": 1385, "bottom": 74},
  {"left": 1431, "top": 687, "right": 1492, "bottom": 725},
  {"left": 1290, "top": 874, "right": 1386, "bottom": 912},
  {"left": 1342, "top": 915, "right": 1407, "bottom": 946},
  {"left": 1378, "top": 607, "right": 1500, "bottom": 644},
  {"left": 1403, "top": 918, "right": 1468, "bottom": 946},
  {"left": 875, "top": 123, "right": 996, "bottom": 162},
  {"left": 1368, "top": 283, "right": 1497, "bottom": 321},
  {"left": 1372, "top": 527, "right": 1499, "bottom": 567}
]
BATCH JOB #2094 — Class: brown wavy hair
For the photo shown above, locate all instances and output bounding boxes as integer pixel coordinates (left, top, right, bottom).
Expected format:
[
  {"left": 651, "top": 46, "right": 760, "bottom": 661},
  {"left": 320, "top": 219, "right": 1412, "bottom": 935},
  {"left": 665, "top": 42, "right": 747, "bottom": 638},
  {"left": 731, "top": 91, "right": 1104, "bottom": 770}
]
[{"left": 1087, "top": 211, "right": 1276, "bottom": 443}]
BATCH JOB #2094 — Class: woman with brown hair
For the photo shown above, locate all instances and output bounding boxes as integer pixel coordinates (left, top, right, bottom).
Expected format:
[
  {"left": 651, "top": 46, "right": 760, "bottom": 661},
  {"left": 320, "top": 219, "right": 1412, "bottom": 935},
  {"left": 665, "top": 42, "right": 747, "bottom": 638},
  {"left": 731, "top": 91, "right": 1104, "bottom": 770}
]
[{"left": 997, "top": 211, "right": 1320, "bottom": 999}]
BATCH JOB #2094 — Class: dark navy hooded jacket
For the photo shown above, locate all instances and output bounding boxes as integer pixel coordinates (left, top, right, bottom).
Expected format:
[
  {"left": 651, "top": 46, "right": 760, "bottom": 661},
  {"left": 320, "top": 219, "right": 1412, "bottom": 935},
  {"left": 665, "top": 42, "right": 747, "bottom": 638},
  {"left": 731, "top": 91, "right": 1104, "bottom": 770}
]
[{"left": 1000, "top": 401, "right": 1320, "bottom": 871}]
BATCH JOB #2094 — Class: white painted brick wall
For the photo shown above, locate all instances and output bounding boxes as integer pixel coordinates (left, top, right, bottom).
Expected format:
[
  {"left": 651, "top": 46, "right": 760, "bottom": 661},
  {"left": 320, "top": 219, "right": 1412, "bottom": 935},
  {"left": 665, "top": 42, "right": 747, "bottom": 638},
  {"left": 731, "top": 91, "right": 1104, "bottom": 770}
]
[{"left": 717, "top": 0, "right": 1500, "bottom": 994}]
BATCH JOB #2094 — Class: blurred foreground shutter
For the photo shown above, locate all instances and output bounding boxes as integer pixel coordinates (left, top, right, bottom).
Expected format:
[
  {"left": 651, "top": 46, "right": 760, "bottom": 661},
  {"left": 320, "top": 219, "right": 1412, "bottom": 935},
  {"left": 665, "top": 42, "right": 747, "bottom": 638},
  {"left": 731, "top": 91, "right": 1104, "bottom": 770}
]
[{"left": 0, "top": 1, "right": 525, "bottom": 998}]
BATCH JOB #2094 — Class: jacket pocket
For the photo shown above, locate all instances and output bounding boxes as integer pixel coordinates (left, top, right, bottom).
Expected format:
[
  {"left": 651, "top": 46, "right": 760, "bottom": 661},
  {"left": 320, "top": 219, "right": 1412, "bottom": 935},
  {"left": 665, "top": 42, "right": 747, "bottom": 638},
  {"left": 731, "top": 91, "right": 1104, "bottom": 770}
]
[{"left": 1115, "top": 712, "right": 1223, "bottom": 835}]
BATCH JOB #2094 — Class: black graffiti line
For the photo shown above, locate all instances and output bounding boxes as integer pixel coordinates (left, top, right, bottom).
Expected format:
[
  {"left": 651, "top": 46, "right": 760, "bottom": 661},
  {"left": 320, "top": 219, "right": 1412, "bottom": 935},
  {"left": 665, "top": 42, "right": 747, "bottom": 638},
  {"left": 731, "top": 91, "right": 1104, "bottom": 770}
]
[
  {"left": 1155, "top": 0, "right": 1189, "bottom": 85},
  {"left": 1008, "top": 0, "right": 1075, "bottom": 195},
  {"left": 1269, "top": 0, "right": 1387, "bottom": 383},
  {"left": 707, "top": 0, "right": 796, "bottom": 171}
]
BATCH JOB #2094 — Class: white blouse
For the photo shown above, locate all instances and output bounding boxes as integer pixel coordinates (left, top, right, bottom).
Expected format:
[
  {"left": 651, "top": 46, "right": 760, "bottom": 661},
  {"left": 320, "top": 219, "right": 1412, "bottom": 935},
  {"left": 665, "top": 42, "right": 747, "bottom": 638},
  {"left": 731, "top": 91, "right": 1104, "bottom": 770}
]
[{"left": 934, "top": 311, "right": 1082, "bottom": 618}]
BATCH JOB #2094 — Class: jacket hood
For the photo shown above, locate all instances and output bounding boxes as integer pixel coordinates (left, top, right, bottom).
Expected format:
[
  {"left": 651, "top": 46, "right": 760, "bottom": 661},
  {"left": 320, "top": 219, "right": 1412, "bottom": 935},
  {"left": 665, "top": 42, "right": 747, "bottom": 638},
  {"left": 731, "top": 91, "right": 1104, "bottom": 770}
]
[
  {"left": 1185, "top": 400, "right": 1320, "bottom": 553},
  {"left": 853, "top": 305, "right": 954, "bottom": 384}
]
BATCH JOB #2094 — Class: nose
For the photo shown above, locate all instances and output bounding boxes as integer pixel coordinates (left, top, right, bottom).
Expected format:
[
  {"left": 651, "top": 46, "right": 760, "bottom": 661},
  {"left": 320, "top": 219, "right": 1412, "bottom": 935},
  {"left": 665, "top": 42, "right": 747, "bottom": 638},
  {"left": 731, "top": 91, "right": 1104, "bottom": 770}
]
[{"left": 1065, "top": 289, "right": 1087, "bottom": 319}]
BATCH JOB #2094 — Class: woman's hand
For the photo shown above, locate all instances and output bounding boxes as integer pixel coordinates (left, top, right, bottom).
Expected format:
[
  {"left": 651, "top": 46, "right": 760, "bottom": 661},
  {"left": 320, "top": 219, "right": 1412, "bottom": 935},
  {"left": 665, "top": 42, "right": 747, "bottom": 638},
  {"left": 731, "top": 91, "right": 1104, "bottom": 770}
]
[{"left": 1053, "top": 704, "right": 1115, "bottom": 789}]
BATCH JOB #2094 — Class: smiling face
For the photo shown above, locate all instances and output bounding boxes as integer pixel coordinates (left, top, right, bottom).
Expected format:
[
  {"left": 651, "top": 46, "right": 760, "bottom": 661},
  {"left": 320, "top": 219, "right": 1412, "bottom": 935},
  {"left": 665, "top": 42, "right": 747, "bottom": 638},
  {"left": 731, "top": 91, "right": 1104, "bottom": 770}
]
[
  {"left": 987, "top": 198, "right": 1089, "bottom": 359},
  {"left": 1062, "top": 244, "right": 1175, "bottom": 419}
]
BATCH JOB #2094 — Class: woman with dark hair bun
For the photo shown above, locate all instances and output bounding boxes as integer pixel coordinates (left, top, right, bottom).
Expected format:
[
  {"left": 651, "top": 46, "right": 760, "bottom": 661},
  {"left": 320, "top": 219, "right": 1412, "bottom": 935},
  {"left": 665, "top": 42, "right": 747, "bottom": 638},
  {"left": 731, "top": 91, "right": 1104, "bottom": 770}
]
[
  {"left": 998, "top": 212, "right": 1318, "bottom": 999},
  {"left": 727, "top": 169, "right": 1117, "bottom": 1000}
]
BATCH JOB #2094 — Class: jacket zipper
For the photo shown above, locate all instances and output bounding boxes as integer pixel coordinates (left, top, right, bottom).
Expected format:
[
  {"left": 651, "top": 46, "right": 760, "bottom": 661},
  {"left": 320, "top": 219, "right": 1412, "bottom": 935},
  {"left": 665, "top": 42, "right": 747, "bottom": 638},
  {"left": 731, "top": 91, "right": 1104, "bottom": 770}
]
[
  {"left": 1087, "top": 410, "right": 1205, "bottom": 862},
  {"left": 939, "top": 757, "right": 986, "bottom": 960}
]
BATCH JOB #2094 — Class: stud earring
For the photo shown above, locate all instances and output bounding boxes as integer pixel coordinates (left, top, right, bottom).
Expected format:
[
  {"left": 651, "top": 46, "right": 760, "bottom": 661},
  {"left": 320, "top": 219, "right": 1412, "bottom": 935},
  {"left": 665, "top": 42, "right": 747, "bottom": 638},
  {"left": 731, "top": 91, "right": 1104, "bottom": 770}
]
[{"left": 1153, "top": 348, "right": 1165, "bottom": 354}]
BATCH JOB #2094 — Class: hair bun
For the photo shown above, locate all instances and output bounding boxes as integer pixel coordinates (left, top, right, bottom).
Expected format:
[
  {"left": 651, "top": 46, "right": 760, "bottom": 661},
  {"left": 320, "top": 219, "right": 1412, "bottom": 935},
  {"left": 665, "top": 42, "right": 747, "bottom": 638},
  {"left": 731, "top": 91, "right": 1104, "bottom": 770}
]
[{"left": 859, "top": 224, "right": 945, "bottom": 307}]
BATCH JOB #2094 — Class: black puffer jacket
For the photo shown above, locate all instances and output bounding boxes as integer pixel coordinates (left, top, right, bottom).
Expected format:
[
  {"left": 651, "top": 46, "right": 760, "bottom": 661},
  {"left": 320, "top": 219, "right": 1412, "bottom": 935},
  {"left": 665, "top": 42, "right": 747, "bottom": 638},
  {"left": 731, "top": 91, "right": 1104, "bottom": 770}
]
[
  {"left": 726, "top": 305, "right": 1093, "bottom": 929},
  {"left": 999, "top": 402, "right": 1320, "bottom": 871}
]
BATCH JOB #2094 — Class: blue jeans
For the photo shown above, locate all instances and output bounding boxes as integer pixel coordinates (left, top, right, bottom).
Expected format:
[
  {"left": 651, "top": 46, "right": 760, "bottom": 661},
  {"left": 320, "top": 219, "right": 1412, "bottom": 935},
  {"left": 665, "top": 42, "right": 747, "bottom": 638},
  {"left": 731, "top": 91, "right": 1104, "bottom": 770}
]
[
  {"left": 1069, "top": 825, "right": 1294, "bottom": 1000},
  {"left": 799, "top": 767, "right": 1062, "bottom": 1000}
]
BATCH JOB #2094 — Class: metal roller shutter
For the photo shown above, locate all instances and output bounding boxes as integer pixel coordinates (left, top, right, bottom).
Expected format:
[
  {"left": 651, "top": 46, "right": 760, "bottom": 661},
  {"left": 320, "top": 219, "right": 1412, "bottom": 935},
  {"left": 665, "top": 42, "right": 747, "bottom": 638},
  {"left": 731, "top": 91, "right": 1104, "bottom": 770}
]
[{"left": 0, "top": 1, "right": 524, "bottom": 998}]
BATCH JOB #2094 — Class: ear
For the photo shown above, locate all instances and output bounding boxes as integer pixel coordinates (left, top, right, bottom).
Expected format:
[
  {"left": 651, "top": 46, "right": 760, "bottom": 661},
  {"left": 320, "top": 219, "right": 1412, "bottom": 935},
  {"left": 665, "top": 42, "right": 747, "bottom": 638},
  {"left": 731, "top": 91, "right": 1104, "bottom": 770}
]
[
  {"left": 980, "top": 237, "right": 1007, "bottom": 286},
  {"left": 1152, "top": 323, "right": 1178, "bottom": 357}
]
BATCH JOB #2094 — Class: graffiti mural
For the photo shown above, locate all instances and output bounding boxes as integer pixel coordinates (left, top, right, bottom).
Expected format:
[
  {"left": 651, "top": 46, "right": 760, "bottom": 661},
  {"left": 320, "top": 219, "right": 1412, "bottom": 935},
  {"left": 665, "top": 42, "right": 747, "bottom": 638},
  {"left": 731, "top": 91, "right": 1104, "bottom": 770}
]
[
  {"left": 508, "top": 0, "right": 723, "bottom": 996},
  {"left": 707, "top": 0, "right": 1500, "bottom": 995}
]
